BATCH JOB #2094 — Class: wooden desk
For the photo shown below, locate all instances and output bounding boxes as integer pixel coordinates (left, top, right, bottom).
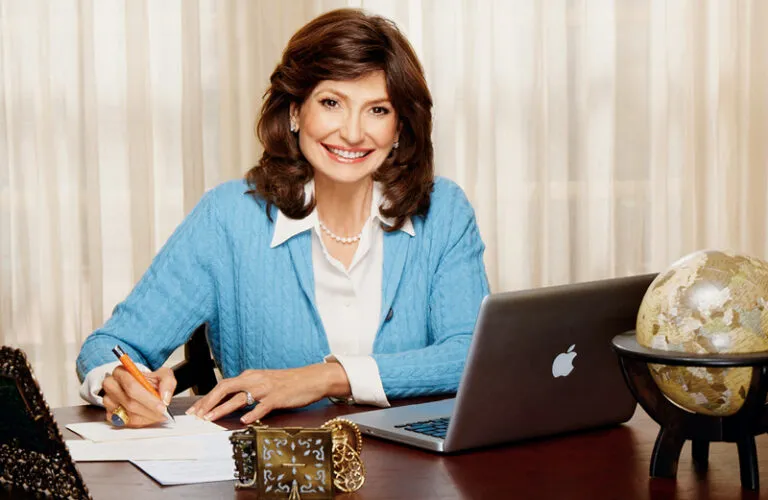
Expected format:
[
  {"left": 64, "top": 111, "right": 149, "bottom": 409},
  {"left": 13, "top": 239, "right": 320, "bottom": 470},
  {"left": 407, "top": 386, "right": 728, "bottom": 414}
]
[{"left": 44, "top": 398, "right": 768, "bottom": 499}]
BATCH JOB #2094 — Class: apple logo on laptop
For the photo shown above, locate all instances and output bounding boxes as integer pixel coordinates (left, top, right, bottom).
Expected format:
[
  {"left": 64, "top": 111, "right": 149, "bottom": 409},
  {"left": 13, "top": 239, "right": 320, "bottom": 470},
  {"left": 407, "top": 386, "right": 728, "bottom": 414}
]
[{"left": 552, "top": 344, "right": 577, "bottom": 377}]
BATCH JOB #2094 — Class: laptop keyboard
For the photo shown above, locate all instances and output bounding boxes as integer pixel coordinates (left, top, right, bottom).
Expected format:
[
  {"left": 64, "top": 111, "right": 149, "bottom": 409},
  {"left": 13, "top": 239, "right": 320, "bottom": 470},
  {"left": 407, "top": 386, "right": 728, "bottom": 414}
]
[{"left": 394, "top": 417, "right": 450, "bottom": 439}]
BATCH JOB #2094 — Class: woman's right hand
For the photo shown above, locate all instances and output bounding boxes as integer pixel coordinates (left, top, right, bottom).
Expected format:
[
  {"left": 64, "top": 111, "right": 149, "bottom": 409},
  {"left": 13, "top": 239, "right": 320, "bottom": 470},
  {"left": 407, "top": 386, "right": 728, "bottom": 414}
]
[{"left": 102, "top": 366, "right": 177, "bottom": 428}]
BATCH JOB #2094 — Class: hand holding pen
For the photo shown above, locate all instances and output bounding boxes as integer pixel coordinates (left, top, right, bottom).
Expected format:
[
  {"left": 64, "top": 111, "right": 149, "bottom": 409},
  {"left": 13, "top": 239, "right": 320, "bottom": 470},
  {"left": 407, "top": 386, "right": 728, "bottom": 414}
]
[{"left": 101, "top": 345, "right": 177, "bottom": 428}]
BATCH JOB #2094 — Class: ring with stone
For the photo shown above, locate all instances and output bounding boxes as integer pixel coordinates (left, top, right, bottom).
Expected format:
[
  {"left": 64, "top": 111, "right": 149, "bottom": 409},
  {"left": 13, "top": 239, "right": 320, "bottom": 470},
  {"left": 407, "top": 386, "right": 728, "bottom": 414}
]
[
  {"left": 111, "top": 405, "right": 129, "bottom": 427},
  {"left": 243, "top": 390, "right": 255, "bottom": 406}
]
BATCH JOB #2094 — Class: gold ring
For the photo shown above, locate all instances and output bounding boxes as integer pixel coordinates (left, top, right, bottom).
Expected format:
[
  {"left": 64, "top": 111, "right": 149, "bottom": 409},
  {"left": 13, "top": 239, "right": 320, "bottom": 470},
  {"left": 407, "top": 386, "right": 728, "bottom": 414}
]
[{"left": 111, "top": 405, "right": 129, "bottom": 427}]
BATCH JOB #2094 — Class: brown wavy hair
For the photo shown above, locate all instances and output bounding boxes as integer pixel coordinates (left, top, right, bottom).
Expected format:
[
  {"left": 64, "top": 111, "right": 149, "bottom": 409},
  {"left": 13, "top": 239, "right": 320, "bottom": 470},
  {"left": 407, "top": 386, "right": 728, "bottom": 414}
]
[{"left": 246, "top": 8, "right": 434, "bottom": 230}]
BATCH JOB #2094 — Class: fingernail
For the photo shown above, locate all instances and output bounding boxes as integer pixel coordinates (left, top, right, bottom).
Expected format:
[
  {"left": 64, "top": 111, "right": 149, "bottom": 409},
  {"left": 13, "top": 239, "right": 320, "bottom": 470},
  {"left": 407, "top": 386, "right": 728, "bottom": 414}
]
[
  {"left": 185, "top": 407, "right": 194, "bottom": 415},
  {"left": 203, "top": 413, "right": 212, "bottom": 421},
  {"left": 163, "top": 391, "right": 171, "bottom": 405},
  {"left": 156, "top": 404, "right": 166, "bottom": 414},
  {"left": 240, "top": 416, "right": 247, "bottom": 424}
]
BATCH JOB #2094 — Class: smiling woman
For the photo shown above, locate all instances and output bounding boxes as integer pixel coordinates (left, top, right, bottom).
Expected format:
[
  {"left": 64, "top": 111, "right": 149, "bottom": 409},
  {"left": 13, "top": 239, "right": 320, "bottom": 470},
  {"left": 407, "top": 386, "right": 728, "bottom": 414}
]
[
  {"left": 75, "top": 8, "right": 489, "bottom": 428},
  {"left": 249, "top": 8, "right": 434, "bottom": 234}
]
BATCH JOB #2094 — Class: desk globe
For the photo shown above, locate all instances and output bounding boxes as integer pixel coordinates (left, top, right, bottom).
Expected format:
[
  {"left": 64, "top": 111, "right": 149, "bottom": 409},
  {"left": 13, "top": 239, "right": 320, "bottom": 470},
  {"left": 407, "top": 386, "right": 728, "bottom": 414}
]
[{"left": 636, "top": 250, "right": 768, "bottom": 416}]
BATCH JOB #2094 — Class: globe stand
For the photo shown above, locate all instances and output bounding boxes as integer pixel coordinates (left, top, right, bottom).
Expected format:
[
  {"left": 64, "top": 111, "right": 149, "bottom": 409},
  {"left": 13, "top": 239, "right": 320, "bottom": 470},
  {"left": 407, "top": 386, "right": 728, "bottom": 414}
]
[{"left": 612, "top": 332, "right": 768, "bottom": 491}]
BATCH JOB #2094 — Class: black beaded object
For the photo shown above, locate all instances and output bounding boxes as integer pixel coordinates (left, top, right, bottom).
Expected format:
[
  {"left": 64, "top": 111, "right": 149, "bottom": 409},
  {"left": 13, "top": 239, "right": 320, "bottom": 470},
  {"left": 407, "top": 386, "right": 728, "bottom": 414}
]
[
  {"left": 612, "top": 332, "right": 768, "bottom": 491},
  {"left": 0, "top": 346, "right": 91, "bottom": 499}
]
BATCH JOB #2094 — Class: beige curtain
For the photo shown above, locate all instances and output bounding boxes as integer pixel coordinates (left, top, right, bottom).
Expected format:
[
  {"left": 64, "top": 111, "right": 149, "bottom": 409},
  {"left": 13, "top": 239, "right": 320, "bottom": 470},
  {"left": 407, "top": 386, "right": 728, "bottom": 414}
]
[
  {"left": 1, "top": 0, "right": 767, "bottom": 407},
  {"left": 410, "top": 0, "right": 768, "bottom": 291}
]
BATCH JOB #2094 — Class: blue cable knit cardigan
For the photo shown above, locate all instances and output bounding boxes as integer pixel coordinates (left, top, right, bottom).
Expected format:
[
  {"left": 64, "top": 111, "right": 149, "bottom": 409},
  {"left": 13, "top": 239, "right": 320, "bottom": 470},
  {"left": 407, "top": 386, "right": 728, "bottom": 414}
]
[{"left": 76, "top": 177, "right": 490, "bottom": 398}]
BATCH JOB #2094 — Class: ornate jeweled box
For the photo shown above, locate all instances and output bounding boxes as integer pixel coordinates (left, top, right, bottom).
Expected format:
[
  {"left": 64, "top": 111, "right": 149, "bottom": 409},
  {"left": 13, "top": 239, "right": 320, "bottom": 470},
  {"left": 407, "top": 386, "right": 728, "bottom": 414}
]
[{"left": 230, "top": 418, "right": 365, "bottom": 499}]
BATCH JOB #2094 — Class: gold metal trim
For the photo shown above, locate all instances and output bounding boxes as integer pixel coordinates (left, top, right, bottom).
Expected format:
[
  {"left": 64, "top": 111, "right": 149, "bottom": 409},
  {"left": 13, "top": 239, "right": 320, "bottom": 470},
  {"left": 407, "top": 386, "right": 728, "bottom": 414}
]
[{"left": 230, "top": 417, "right": 366, "bottom": 498}]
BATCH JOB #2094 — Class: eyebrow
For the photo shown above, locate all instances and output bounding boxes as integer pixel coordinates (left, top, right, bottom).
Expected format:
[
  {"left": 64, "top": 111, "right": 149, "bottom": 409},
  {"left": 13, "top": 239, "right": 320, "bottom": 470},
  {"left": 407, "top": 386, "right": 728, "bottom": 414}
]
[{"left": 314, "top": 88, "right": 391, "bottom": 106}]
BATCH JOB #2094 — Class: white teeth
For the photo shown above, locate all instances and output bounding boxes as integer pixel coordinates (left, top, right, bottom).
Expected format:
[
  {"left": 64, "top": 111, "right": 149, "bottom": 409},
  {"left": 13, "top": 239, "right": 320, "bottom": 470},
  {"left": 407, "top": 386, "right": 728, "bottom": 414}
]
[{"left": 327, "top": 146, "right": 369, "bottom": 159}]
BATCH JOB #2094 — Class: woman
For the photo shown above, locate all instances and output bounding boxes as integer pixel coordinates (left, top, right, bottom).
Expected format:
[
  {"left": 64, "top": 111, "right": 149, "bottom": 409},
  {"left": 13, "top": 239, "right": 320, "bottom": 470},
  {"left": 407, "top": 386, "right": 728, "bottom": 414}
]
[{"left": 76, "top": 8, "right": 489, "bottom": 428}]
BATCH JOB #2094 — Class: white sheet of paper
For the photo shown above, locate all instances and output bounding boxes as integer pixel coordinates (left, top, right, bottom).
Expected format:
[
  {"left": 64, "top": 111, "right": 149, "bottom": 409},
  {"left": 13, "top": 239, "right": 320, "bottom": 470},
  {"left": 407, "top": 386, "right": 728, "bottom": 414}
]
[
  {"left": 65, "top": 431, "right": 235, "bottom": 462},
  {"left": 66, "top": 415, "right": 225, "bottom": 442},
  {"left": 130, "top": 458, "right": 236, "bottom": 485}
]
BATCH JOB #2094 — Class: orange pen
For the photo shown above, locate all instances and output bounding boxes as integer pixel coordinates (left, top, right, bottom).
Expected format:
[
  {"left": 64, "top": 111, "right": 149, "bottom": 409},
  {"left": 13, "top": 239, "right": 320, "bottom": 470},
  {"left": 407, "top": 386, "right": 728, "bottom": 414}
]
[{"left": 112, "top": 345, "right": 175, "bottom": 422}]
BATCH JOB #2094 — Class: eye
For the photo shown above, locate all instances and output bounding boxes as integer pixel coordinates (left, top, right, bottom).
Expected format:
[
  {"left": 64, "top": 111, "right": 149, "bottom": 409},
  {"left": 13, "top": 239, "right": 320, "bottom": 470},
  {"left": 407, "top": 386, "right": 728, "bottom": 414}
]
[
  {"left": 371, "top": 106, "right": 391, "bottom": 116},
  {"left": 320, "top": 98, "right": 339, "bottom": 109}
]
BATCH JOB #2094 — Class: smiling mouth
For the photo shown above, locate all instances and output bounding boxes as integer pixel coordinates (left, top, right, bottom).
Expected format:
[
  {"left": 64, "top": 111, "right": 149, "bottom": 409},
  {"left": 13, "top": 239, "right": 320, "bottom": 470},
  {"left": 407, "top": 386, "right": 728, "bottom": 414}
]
[{"left": 323, "top": 144, "right": 374, "bottom": 162}]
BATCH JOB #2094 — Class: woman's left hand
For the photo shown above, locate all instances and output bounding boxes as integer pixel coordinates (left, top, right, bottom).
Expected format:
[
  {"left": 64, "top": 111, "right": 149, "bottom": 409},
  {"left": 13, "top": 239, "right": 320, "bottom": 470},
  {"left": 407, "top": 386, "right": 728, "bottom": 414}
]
[{"left": 185, "top": 363, "right": 351, "bottom": 424}]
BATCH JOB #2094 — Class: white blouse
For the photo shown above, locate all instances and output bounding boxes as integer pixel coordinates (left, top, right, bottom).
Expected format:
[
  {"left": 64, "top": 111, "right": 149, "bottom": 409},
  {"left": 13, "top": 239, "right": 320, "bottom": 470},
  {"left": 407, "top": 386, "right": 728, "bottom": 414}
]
[{"left": 271, "top": 180, "right": 414, "bottom": 407}]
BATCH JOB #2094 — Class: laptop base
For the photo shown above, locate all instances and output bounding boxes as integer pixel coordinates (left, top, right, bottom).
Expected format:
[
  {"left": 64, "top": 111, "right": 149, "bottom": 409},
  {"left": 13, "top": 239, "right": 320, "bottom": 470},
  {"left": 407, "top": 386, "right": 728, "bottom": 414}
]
[{"left": 349, "top": 399, "right": 455, "bottom": 452}]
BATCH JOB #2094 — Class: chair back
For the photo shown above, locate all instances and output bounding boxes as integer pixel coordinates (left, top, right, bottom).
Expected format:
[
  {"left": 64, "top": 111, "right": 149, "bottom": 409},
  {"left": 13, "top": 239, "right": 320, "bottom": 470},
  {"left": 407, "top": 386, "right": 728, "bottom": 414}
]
[{"left": 172, "top": 323, "right": 217, "bottom": 395}]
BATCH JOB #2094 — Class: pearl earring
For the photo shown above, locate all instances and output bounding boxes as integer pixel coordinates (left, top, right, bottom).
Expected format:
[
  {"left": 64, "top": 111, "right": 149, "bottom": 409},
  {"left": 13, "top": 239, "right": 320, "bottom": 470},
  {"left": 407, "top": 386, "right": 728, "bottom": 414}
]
[
  {"left": 393, "top": 140, "right": 399, "bottom": 150},
  {"left": 290, "top": 120, "right": 298, "bottom": 133}
]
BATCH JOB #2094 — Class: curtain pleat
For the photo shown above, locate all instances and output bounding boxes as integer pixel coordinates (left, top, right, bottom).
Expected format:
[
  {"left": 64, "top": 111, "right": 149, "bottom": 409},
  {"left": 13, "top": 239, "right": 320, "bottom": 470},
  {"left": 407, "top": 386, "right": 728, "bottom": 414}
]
[{"left": 126, "top": 0, "right": 155, "bottom": 279}]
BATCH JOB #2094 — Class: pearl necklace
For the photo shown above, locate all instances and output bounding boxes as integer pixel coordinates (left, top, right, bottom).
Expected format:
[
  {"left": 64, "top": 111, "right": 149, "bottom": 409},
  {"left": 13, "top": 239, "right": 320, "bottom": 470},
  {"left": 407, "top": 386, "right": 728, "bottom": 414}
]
[{"left": 319, "top": 220, "right": 362, "bottom": 244}]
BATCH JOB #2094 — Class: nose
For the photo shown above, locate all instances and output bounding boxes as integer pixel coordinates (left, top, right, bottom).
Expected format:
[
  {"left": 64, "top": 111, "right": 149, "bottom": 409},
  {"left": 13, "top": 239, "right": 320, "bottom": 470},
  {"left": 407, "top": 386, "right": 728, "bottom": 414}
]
[{"left": 340, "top": 112, "right": 364, "bottom": 145}]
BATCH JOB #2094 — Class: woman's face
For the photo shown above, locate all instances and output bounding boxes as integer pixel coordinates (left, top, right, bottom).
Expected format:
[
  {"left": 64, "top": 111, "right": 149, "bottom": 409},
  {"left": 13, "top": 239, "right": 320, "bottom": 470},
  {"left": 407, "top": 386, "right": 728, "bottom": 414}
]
[{"left": 292, "top": 71, "right": 399, "bottom": 185}]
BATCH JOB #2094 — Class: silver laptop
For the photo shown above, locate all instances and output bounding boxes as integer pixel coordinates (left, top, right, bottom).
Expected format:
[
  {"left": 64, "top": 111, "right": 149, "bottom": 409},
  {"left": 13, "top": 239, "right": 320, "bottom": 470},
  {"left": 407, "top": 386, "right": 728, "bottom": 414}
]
[{"left": 346, "top": 273, "right": 656, "bottom": 453}]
